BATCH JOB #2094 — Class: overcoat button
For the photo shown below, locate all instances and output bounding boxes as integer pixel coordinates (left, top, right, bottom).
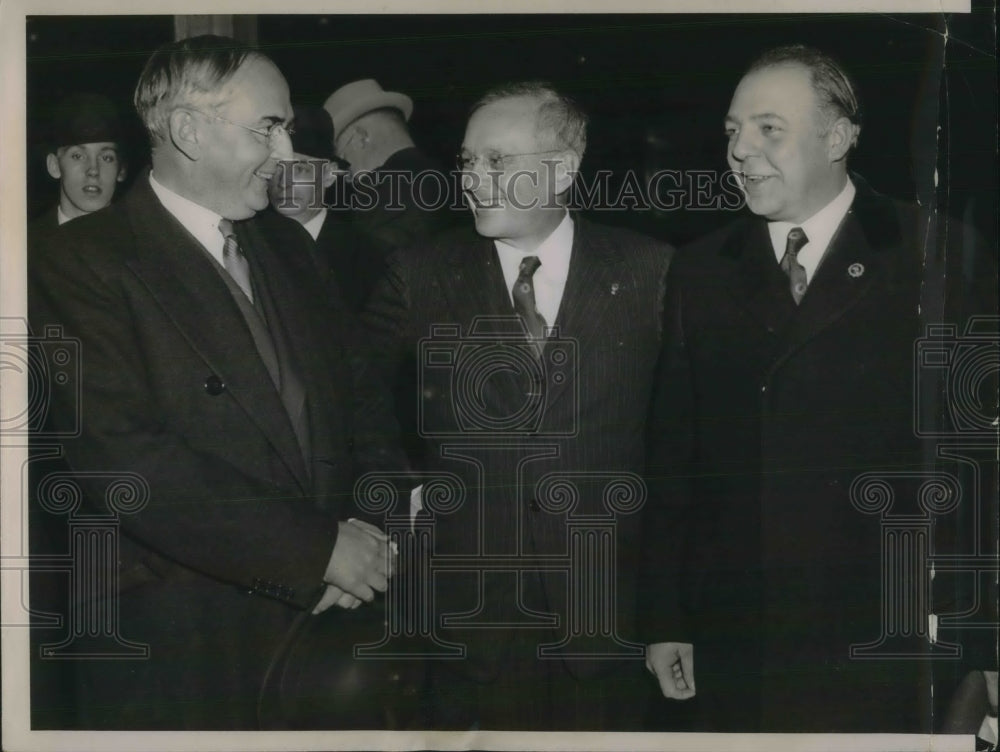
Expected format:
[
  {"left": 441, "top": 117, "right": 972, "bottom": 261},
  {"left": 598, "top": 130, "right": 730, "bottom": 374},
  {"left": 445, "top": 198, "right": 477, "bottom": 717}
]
[{"left": 205, "top": 375, "right": 226, "bottom": 395}]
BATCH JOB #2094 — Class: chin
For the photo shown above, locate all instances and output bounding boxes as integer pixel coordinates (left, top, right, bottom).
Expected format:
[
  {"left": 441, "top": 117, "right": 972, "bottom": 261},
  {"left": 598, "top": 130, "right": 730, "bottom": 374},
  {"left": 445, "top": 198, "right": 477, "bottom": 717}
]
[{"left": 473, "top": 211, "right": 509, "bottom": 237}]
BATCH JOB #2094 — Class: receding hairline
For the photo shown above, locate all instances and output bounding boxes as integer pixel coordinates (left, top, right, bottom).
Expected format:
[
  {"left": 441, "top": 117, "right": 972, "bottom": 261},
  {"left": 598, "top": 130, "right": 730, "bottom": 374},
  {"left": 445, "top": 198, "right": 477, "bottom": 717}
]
[
  {"left": 732, "top": 62, "right": 828, "bottom": 118},
  {"left": 468, "top": 93, "right": 561, "bottom": 147}
]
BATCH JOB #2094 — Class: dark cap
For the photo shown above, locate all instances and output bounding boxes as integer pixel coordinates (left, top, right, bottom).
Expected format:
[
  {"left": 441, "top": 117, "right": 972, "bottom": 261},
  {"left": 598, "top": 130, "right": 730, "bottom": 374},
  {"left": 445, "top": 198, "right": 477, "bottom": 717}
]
[
  {"left": 290, "top": 104, "right": 335, "bottom": 161},
  {"left": 50, "top": 93, "right": 123, "bottom": 149}
]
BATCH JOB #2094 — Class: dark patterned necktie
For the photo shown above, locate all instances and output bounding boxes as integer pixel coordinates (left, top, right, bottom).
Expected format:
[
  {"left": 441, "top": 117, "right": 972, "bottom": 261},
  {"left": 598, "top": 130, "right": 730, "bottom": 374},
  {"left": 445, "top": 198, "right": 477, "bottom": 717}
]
[
  {"left": 781, "top": 226, "right": 809, "bottom": 305},
  {"left": 512, "top": 255, "right": 547, "bottom": 353},
  {"left": 218, "top": 218, "right": 254, "bottom": 303}
]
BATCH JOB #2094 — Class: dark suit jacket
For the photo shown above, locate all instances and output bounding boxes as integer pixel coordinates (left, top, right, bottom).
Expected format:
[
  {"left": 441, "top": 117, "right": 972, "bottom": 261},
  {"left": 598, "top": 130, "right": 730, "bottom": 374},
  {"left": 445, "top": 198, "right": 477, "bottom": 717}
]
[
  {"left": 363, "top": 217, "right": 674, "bottom": 686},
  {"left": 310, "top": 209, "right": 387, "bottom": 313},
  {"left": 350, "top": 146, "right": 457, "bottom": 258},
  {"left": 645, "top": 177, "right": 998, "bottom": 732},
  {"left": 28, "top": 174, "right": 398, "bottom": 729}
]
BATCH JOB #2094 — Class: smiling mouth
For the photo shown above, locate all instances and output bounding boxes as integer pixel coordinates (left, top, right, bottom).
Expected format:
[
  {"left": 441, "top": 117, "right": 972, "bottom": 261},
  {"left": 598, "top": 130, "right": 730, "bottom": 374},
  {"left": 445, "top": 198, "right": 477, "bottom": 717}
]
[
  {"left": 82, "top": 185, "right": 102, "bottom": 194},
  {"left": 741, "top": 173, "right": 775, "bottom": 186},
  {"left": 254, "top": 168, "right": 275, "bottom": 182},
  {"left": 466, "top": 192, "right": 505, "bottom": 211}
]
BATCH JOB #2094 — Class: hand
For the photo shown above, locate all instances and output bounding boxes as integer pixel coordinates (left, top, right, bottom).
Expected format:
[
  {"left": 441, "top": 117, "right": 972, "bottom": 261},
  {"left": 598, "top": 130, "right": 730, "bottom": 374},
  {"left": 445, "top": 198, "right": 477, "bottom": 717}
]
[
  {"left": 647, "top": 642, "right": 696, "bottom": 700},
  {"left": 323, "top": 519, "right": 396, "bottom": 602},
  {"left": 312, "top": 584, "right": 361, "bottom": 614}
]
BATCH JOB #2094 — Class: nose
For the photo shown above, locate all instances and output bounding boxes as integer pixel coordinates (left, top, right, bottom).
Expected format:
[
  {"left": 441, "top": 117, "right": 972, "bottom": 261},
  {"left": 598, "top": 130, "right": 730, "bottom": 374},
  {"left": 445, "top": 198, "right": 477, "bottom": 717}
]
[
  {"left": 85, "top": 156, "right": 99, "bottom": 176},
  {"left": 461, "top": 162, "right": 491, "bottom": 196},
  {"left": 268, "top": 124, "right": 293, "bottom": 161},
  {"left": 729, "top": 127, "right": 756, "bottom": 164}
]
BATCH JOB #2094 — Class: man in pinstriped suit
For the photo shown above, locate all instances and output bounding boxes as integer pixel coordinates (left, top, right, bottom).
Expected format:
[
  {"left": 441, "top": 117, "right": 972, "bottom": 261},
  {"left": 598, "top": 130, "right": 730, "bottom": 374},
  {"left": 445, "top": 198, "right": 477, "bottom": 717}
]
[{"left": 362, "top": 81, "right": 674, "bottom": 730}]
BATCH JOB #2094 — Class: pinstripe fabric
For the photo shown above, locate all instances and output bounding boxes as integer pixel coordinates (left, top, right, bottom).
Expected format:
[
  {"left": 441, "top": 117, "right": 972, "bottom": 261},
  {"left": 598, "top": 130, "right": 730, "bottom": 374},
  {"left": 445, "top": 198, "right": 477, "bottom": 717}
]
[{"left": 363, "top": 218, "right": 674, "bottom": 692}]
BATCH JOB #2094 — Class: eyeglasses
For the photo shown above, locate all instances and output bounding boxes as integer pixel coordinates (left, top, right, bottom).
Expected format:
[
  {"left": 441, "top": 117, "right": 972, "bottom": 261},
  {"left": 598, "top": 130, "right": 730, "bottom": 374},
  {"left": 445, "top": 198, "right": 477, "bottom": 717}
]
[
  {"left": 185, "top": 107, "right": 295, "bottom": 146},
  {"left": 456, "top": 150, "right": 563, "bottom": 172}
]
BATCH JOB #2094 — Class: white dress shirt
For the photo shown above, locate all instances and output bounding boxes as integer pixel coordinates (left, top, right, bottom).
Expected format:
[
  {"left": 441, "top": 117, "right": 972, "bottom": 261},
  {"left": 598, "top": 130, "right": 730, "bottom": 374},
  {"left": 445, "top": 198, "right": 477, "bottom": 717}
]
[
  {"left": 148, "top": 172, "right": 226, "bottom": 263},
  {"left": 494, "top": 211, "right": 575, "bottom": 328},
  {"left": 768, "top": 179, "right": 856, "bottom": 284},
  {"left": 301, "top": 208, "right": 328, "bottom": 242}
]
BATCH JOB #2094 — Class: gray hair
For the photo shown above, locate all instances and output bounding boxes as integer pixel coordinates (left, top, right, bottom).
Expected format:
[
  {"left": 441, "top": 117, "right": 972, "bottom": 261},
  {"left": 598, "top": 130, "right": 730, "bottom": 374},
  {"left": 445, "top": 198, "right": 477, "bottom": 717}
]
[
  {"left": 470, "top": 81, "right": 588, "bottom": 158},
  {"left": 134, "top": 35, "right": 265, "bottom": 144}
]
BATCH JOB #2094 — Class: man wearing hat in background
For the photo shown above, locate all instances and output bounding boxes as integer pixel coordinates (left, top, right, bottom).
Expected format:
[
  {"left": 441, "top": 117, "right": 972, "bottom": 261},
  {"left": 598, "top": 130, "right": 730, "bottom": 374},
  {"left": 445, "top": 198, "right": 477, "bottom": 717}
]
[
  {"left": 323, "top": 78, "right": 455, "bottom": 259},
  {"left": 34, "top": 92, "right": 127, "bottom": 229},
  {"left": 267, "top": 103, "right": 383, "bottom": 312}
]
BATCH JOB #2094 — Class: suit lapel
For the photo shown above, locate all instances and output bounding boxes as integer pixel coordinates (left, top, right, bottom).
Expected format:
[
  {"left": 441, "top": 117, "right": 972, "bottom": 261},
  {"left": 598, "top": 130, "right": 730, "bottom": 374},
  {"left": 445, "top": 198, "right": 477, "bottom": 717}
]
[
  {"left": 545, "top": 219, "right": 623, "bottom": 412},
  {"left": 122, "top": 180, "right": 309, "bottom": 491},
  {"left": 720, "top": 218, "right": 799, "bottom": 334},
  {"left": 241, "top": 215, "right": 350, "bottom": 475},
  {"left": 438, "top": 236, "right": 534, "bottom": 416},
  {"left": 781, "top": 211, "right": 880, "bottom": 347},
  {"left": 779, "top": 182, "right": 900, "bottom": 359}
]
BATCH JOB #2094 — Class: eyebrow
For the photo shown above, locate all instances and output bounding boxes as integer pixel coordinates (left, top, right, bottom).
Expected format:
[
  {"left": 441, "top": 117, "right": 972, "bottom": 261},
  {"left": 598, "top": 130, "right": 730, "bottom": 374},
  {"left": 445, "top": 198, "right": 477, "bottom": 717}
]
[{"left": 726, "top": 112, "right": 788, "bottom": 124}]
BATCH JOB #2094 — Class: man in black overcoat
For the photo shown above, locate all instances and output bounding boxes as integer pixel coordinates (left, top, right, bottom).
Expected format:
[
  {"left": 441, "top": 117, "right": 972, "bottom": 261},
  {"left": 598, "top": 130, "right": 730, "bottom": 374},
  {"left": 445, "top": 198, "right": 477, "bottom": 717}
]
[{"left": 644, "top": 44, "right": 998, "bottom": 732}]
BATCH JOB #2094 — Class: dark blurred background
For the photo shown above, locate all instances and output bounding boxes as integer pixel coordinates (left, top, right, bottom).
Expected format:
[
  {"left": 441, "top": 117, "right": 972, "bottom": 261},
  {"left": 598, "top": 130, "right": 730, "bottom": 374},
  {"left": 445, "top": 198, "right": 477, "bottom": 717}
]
[{"left": 25, "top": 9, "right": 997, "bottom": 249}]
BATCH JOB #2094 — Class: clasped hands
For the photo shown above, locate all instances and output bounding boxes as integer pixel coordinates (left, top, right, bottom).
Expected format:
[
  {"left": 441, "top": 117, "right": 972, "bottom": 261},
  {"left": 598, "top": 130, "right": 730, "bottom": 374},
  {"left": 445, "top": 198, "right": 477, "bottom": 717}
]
[{"left": 313, "top": 519, "right": 397, "bottom": 614}]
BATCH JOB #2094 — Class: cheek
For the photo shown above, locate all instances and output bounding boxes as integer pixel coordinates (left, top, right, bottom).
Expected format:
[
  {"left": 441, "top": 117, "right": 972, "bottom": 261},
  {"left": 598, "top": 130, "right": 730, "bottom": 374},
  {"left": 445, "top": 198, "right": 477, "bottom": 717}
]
[{"left": 506, "top": 172, "right": 540, "bottom": 206}]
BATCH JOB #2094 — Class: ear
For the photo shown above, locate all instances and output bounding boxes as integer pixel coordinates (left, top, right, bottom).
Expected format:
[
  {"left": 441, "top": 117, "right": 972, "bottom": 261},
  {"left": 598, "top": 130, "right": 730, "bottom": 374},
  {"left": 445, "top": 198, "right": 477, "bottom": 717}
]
[
  {"left": 321, "top": 162, "right": 340, "bottom": 189},
  {"left": 168, "top": 108, "right": 201, "bottom": 161},
  {"left": 826, "top": 116, "right": 855, "bottom": 163},
  {"left": 116, "top": 164, "right": 128, "bottom": 183},
  {"left": 45, "top": 153, "right": 62, "bottom": 180},
  {"left": 552, "top": 150, "right": 581, "bottom": 197}
]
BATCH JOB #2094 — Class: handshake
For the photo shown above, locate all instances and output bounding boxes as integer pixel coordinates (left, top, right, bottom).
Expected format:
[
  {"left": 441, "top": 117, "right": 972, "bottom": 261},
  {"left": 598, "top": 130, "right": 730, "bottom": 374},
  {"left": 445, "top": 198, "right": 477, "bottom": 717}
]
[{"left": 314, "top": 518, "right": 398, "bottom": 614}]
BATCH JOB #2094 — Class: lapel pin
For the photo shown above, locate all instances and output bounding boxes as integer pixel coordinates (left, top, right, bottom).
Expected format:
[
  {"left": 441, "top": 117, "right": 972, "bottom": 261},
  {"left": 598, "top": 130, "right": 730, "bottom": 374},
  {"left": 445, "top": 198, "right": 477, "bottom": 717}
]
[
  {"left": 610, "top": 282, "right": 620, "bottom": 296},
  {"left": 848, "top": 263, "right": 865, "bottom": 278}
]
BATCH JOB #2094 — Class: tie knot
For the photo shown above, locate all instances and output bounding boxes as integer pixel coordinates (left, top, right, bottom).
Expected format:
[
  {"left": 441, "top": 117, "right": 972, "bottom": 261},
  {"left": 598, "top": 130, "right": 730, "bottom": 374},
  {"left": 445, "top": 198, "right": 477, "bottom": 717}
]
[
  {"left": 785, "top": 227, "right": 808, "bottom": 257},
  {"left": 518, "top": 256, "right": 541, "bottom": 278},
  {"left": 218, "top": 218, "right": 236, "bottom": 241}
]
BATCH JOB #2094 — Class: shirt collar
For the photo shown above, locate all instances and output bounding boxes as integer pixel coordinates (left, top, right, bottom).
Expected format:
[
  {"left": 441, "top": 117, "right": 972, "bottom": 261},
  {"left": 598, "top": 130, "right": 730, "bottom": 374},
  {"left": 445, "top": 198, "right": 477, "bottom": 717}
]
[
  {"left": 56, "top": 206, "right": 72, "bottom": 225},
  {"left": 768, "top": 178, "right": 856, "bottom": 282},
  {"left": 148, "top": 171, "right": 226, "bottom": 265},
  {"left": 301, "top": 208, "right": 328, "bottom": 242},
  {"left": 494, "top": 210, "right": 574, "bottom": 281}
]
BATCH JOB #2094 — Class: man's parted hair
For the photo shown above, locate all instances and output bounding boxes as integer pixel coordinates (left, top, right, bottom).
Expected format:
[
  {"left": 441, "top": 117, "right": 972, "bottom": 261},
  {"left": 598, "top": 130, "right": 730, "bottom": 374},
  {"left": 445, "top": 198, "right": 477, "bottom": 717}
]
[
  {"left": 747, "top": 44, "right": 862, "bottom": 148},
  {"left": 134, "top": 35, "right": 265, "bottom": 144},
  {"left": 470, "top": 81, "right": 588, "bottom": 158}
]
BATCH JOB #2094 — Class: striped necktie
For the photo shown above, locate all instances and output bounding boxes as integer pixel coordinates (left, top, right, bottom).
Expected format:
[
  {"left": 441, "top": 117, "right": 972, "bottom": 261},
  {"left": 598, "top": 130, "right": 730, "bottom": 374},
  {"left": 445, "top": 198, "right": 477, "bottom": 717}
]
[
  {"left": 780, "top": 226, "right": 809, "bottom": 305},
  {"left": 512, "top": 255, "right": 547, "bottom": 355},
  {"left": 218, "top": 218, "right": 254, "bottom": 303}
]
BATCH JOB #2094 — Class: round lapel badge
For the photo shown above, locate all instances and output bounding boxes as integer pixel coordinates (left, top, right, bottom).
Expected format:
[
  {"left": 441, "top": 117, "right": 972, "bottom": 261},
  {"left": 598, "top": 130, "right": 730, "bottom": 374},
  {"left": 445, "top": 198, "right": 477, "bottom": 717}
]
[{"left": 848, "top": 262, "right": 865, "bottom": 278}]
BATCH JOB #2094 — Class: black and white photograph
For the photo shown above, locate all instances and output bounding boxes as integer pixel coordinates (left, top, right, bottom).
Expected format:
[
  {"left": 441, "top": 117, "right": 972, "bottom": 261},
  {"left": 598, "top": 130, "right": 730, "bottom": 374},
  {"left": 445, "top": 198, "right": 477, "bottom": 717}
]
[{"left": 1, "top": 1, "right": 997, "bottom": 750}]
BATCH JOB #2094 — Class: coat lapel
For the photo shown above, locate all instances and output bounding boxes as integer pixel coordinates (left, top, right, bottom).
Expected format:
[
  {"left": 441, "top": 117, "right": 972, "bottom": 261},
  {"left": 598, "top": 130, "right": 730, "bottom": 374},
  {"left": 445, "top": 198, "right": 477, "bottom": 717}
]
[
  {"left": 122, "top": 179, "right": 309, "bottom": 491},
  {"left": 240, "top": 215, "right": 350, "bottom": 475},
  {"left": 779, "top": 181, "right": 901, "bottom": 359},
  {"left": 544, "top": 218, "right": 623, "bottom": 413},
  {"left": 438, "top": 236, "right": 538, "bottom": 419},
  {"left": 719, "top": 218, "right": 799, "bottom": 334}
]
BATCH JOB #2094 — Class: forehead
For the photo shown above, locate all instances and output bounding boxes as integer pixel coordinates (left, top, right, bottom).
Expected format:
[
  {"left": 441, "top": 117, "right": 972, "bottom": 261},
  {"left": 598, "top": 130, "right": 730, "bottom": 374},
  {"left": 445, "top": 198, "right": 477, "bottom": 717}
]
[
  {"left": 59, "top": 142, "right": 120, "bottom": 156},
  {"left": 463, "top": 95, "right": 542, "bottom": 150},
  {"left": 220, "top": 57, "right": 292, "bottom": 120},
  {"left": 727, "top": 63, "right": 819, "bottom": 121}
]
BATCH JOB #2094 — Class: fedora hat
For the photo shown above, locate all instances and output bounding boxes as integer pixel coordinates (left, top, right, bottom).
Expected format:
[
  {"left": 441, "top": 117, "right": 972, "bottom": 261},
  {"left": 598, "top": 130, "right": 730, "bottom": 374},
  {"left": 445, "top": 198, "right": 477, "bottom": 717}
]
[
  {"left": 290, "top": 104, "right": 335, "bottom": 161},
  {"left": 322, "top": 79, "right": 413, "bottom": 137}
]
